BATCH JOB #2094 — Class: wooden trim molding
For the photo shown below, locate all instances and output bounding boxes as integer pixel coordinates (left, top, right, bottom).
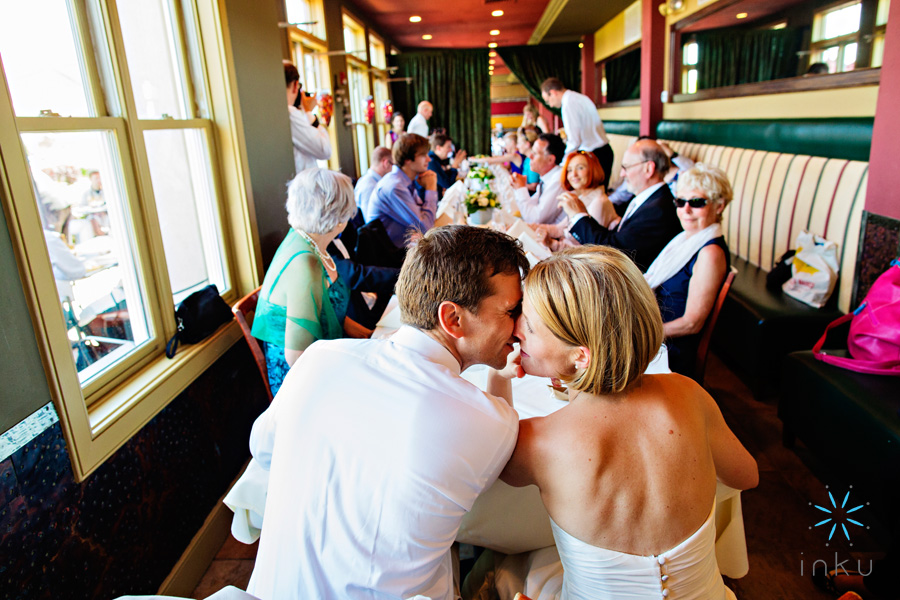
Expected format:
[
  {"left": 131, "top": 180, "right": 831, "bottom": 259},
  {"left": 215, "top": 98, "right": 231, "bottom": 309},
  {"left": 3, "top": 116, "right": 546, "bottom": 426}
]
[
  {"left": 603, "top": 99, "right": 641, "bottom": 108},
  {"left": 673, "top": 69, "right": 881, "bottom": 103}
]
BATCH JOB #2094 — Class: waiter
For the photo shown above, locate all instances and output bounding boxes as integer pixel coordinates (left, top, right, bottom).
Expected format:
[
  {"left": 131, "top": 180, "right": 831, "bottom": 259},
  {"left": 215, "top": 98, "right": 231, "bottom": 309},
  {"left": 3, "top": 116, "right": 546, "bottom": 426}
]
[{"left": 540, "top": 77, "right": 613, "bottom": 189}]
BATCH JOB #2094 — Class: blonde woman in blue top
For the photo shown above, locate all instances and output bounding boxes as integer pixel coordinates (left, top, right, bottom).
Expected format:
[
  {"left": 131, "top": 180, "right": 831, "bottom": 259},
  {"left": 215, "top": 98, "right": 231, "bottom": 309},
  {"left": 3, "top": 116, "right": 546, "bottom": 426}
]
[{"left": 251, "top": 168, "right": 360, "bottom": 395}]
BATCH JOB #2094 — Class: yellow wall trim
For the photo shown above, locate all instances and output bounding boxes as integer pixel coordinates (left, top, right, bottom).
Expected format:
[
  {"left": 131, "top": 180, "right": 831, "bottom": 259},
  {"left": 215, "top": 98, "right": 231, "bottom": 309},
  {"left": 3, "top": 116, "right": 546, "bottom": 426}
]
[
  {"left": 598, "top": 105, "right": 641, "bottom": 122},
  {"left": 664, "top": 86, "right": 879, "bottom": 120}
]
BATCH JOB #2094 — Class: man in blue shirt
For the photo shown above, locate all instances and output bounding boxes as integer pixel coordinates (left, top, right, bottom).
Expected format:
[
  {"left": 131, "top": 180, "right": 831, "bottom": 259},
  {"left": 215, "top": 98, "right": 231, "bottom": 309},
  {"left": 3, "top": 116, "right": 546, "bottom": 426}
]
[
  {"left": 427, "top": 131, "right": 466, "bottom": 197},
  {"left": 369, "top": 133, "right": 438, "bottom": 248},
  {"left": 355, "top": 146, "right": 393, "bottom": 222}
]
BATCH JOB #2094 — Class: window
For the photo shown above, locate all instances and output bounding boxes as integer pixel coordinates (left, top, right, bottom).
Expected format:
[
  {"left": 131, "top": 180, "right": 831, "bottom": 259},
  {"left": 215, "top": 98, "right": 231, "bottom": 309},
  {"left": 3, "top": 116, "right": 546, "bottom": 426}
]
[
  {"left": 343, "top": 12, "right": 372, "bottom": 174},
  {"left": 871, "top": 0, "right": 889, "bottom": 67},
  {"left": 811, "top": 1, "right": 862, "bottom": 73},
  {"left": 284, "top": 0, "right": 325, "bottom": 41},
  {"left": 287, "top": 1, "right": 333, "bottom": 168},
  {"left": 369, "top": 35, "right": 389, "bottom": 145},
  {"left": 0, "top": 0, "right": 253, "bottom": 480},
  {"left": 681, "top": 40, "right": 699, "bottom": 94}
]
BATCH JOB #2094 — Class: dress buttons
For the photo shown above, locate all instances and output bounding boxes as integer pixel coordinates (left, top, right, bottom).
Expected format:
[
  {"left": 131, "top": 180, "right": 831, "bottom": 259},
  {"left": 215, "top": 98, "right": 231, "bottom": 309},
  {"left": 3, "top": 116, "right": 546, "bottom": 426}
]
[
  {"left": 662, "top": 589, "right": 669, "bottom": 597},
  {"left": 661, "top": 575, "right": 669, "bottom": 581},
  {"left": 657, "top": 556, "right": 666, "bottom": 565}
]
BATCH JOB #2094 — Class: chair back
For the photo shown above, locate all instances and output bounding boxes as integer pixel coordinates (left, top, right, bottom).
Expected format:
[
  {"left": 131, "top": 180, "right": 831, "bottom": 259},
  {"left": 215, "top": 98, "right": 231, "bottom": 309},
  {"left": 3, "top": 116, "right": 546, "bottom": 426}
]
[
  {"left": 232, "top": 287, "right": 273, "bottom": 402},
  {"left": 694, "top": 266, "right": 738, "bottom": 385}
]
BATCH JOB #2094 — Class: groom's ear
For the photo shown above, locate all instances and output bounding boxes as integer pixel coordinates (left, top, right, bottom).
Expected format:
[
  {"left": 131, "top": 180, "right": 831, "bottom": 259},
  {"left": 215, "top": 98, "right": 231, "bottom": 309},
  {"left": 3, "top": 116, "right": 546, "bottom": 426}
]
[{"left": 436, "top": 301, "right": 464, "bottom": 339}]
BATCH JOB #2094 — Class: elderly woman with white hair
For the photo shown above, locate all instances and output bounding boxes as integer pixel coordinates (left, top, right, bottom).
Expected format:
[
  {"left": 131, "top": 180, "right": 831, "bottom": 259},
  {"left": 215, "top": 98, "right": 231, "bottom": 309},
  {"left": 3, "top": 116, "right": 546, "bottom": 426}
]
[
  {"left": 251, "top": 168, "right": 361, "bottom": 395},
  {"left": 643, "top": 163, "right": 733, "bottom": 377}
]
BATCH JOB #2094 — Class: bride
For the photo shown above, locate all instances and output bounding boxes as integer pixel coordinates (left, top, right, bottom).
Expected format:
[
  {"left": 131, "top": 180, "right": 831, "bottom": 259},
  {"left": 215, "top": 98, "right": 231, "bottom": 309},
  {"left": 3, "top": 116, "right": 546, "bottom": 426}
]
[{"left": 498, "top": 246, "right": 758, "bottom": 599}]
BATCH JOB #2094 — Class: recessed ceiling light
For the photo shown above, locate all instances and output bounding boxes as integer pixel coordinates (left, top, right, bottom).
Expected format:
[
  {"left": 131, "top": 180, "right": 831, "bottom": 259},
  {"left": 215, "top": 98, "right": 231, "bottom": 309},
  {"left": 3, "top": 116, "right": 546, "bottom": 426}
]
[
  {"left": 422, "top": 34, "right": 432, "bottom": 40},
  {"left": 489, "top": 51, "right": 497, "bottom": 57},
  {"left": 492, "top": 10, "right": 504, "bottom": 17},
  {"left": 409, "top": 15, "right": 421, "bottom": 22},
  {"left": 490, "top": 29, "right": 500, "bottom": 36},
  {"left": 579, "top": 42, "right": 584, "bottom": 48},
  {"left": 488, "top": 42, "right": 498, "bottom": 48},
  {"left": 489, "top": 59, "right": 496, "bottom": 65},
  {"left": 736, "top": 12, "right": 748, "bottom": 18}
]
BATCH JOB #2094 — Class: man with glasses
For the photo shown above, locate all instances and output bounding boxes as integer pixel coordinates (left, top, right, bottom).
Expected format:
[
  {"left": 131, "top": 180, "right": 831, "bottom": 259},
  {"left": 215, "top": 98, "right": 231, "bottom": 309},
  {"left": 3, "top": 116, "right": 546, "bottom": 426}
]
[{"left": 560, "top": 138, "right": 682, "bottom": 272}]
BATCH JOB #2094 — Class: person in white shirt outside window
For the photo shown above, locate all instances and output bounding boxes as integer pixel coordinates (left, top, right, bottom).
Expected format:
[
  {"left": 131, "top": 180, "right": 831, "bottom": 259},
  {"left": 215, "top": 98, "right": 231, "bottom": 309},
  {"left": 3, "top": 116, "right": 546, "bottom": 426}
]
[
  {"left": 541, "top": 77, "right": 613, "bottom": 190},
  {"left": 354, "top": 145, "right": 393, "bottom": 222},
  {"left": 406, "top": 100, "right": 433, "bottom": 137},
  {"left": 246, "top": 225, "right": 529, "bottom": 600},
  {"left": 509, "top": 133, "right": 567, "bottom": 225},
  {"left": 285, "top": 61, "right": 331, "bottom": 174}
]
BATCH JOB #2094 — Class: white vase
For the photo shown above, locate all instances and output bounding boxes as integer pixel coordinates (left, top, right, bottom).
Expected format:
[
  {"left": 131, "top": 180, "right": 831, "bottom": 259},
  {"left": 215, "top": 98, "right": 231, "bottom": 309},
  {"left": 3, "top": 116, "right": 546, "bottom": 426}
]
[
  {"left": 468, "top": 209, "right": 492, "bottom": 225},
  {"left": 469, "top": 178, "right": 486, "bottom": 192}
]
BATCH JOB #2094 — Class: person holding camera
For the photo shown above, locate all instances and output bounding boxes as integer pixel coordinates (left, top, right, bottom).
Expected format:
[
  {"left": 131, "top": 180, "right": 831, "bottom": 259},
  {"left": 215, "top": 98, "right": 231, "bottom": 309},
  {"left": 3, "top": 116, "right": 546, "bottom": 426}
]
[{"left": 285, "top": 61, "right": 331, "bottom": 174}]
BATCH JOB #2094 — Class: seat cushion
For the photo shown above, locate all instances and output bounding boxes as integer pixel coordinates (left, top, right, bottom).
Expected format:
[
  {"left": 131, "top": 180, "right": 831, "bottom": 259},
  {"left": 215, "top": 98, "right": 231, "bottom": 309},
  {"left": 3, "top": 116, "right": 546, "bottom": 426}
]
[
  {"left": 713, "top": 255, "right": 844, "bottom": 395},
  {"left": 780, "top": 351, "right": 900, "bottom": 481}
]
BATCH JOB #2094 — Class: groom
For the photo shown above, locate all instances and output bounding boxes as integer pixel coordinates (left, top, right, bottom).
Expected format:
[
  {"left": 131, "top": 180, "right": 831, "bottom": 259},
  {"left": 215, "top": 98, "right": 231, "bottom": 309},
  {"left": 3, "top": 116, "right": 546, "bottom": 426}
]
[{"left": 246, "top": 225, "right": 529, "bottom": 600}]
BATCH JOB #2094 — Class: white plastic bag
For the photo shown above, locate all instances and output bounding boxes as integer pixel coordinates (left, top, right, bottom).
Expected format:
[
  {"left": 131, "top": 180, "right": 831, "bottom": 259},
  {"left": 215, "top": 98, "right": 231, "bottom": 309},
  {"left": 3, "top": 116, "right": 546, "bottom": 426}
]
[{"left": 782, "top": 230, "right": 839, "bottom": 308}]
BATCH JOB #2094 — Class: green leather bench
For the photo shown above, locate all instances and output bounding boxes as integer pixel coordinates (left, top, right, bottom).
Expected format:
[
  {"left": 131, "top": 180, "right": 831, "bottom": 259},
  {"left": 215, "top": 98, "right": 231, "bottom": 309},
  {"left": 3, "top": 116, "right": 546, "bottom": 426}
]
[{"left": 780, "top": 350, "right": 900, "bottom": 483}]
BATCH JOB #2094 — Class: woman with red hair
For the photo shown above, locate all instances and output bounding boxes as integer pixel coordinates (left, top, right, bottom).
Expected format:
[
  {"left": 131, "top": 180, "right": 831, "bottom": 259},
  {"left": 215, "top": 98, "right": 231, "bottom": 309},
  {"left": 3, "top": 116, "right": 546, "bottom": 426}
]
[{"left": 537, "top": 150, "right": 619, "bottom": 250}]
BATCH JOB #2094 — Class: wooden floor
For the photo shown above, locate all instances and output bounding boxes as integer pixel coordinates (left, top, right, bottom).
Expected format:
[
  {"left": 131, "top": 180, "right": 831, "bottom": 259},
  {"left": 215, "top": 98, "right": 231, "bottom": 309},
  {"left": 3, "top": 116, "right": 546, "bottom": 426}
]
[{"left": 192, "top": 352, "right": 888, "bottom": 599}]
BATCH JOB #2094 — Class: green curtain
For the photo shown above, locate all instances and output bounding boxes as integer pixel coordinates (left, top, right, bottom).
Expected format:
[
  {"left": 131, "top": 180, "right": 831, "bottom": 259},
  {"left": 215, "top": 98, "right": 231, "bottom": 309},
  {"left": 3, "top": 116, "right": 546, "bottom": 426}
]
[
  {"left": 497, "top": 43, "right": 581, "bottom": 115},
  {"left": 389, "top": 49, "right": 491, "bottom": 156},
  {"left": 605, "top": 48, "right": 640, "bottom": 102},
  {"left": 695, "top": 27, "right": 803, "bottom": 90}
]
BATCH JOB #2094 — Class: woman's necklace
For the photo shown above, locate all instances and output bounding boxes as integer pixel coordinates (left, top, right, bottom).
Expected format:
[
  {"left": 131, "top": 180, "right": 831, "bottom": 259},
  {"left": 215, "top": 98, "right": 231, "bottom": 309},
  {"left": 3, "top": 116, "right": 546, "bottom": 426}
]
[{"left": 296, "top": 229, "right": 337, "bottom": 273}]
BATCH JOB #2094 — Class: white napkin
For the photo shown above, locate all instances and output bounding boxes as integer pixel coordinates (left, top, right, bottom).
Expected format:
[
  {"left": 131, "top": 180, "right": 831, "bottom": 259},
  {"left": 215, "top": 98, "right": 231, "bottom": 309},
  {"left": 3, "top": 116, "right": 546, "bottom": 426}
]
[
  {"left": 435, "top": 181, "right": 466, "bottom": 225},
  {"left": 375, "top": 296, "right": 402, "bottom": 330},
  {"left": 223, "top": 459, "right": 270, "bottom": 544},
  {"left": 507, "top": 219, "right": 540, "bottom": 243},
  {"left": 517, "top": 232, "right": 551, "bottom": 267}
]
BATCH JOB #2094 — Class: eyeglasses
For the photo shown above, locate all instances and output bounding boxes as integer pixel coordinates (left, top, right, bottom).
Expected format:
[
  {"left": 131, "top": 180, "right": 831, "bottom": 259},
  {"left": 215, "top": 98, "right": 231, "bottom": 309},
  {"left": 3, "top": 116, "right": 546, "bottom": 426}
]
[
  {"left": 620, "top": 159, "right": 649, "bottom": 171},
  {"left": 673, "top": 197, "right": 710, "bottom": 209}
]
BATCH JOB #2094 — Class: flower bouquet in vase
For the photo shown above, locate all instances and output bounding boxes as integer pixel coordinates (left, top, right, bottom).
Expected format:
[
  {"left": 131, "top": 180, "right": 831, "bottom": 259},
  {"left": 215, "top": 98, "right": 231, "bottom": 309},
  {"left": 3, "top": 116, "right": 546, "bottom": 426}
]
[
  {"left": 464, "top": 188, "right": 500, "bottom": 225},
  {"left": 467, "top": 164, "right": 495, "bottom": 192}
]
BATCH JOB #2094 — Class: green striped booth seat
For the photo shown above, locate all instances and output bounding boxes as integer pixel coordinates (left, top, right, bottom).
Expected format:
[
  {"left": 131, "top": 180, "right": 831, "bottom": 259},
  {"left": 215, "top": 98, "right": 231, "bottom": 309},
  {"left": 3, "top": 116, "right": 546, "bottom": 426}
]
[{"left": 606, "top": 128, "right": 869, "bottom": 396}]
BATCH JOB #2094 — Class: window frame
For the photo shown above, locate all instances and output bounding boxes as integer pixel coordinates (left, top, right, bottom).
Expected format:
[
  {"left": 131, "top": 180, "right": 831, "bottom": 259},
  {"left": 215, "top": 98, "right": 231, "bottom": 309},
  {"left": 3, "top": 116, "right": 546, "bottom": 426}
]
[{"left": 0, "top": 0, "right": 258, "bottom": 481}]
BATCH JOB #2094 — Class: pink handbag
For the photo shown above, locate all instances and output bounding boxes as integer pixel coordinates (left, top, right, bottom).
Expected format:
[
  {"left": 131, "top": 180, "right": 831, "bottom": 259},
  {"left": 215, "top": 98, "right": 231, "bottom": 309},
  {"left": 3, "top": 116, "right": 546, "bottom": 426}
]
[{"left": 813, "top": 259, "right": 900, "bottom": 375}]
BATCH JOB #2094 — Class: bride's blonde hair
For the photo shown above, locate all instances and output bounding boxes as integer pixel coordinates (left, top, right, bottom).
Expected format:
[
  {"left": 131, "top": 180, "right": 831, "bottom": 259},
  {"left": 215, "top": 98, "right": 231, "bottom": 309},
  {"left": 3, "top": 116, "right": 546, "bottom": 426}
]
[{"left": 524, "top": 246, "right": 663, "bottom": 395}]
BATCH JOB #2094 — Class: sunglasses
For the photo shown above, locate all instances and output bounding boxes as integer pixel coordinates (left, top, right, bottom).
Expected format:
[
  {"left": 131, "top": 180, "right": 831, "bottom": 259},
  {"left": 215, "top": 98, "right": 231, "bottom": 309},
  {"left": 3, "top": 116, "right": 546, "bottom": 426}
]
[{"left": 673, "top": 197, "right": 709, "bottom": 209}]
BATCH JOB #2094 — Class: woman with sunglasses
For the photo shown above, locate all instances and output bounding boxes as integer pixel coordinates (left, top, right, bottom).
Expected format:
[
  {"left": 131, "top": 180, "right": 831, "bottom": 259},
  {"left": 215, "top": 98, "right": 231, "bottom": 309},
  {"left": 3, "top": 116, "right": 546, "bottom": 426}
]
[{"left": 643, "top": 164, "right": 733, "bottom": 377}]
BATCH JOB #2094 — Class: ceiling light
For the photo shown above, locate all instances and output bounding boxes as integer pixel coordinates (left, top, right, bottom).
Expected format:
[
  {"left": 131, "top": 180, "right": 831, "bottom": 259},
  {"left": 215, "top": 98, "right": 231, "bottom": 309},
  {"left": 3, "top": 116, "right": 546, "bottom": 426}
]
[
  {"left": 409, "top": 15, "right": 421, "bottom": 22},
  {"left": 489, "top": 59, "right": 496, "bottom": 65},
  {"left": 422, "top": 34, "right": 432, "bottom": 40},
  {"left": 490, "top": 29, "right": 500, "bottom": 36},
  {"left": 736, "top": 12, "right": 748, "bottom": 18},
  {"left": 492, "top": 10, "right": 504, "bottom": 17},
  {"left": 579, "top": 42, "right": 584, "bottom": 48},
  {"left": 488, "top": 42, "right": 498, "bottom": 48},
  {"left": 489, "top": 51, "right": 497, "bottom": 57}
]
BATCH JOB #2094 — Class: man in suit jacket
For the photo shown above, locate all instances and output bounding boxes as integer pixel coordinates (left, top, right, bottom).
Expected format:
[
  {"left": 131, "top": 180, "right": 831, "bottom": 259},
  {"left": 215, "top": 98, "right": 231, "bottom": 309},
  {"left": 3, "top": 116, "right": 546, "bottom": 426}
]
[{"left": 561, "top": 138, "right": 682, "bottom": 272}]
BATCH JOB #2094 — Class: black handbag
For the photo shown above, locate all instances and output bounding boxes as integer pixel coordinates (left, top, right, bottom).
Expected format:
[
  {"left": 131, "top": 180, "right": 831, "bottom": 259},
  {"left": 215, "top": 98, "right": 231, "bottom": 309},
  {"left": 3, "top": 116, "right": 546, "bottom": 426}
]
[{"left": 165, "top": 284, "right": 233, "bottom": 358}]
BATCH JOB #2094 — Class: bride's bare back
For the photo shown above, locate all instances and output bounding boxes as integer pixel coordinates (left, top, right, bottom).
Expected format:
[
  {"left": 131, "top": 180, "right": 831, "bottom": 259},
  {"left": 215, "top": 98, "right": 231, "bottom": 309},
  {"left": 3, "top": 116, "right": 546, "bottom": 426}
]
[{"left": 503, "top": 373, "right": 757, "bottom": 556}]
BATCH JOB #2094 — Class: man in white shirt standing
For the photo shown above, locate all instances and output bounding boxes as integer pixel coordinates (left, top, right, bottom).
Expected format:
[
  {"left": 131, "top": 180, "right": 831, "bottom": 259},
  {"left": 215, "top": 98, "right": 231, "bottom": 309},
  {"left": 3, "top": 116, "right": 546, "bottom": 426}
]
[
  {"left": 509, "top": 133, "right": 567, "bottom": 225},
  {"left": 406, "top": 100, "right": 433, "bottom": 137},
  {"left": 354, "top": 145, "right": 392, "bottom": 221},
  {"left": 285, "top": 61, "right": 331, "bottom": 174},
  {"left": 541, "top": 77, "right": 613, "bottom": 188},
  {"left": 246, "top": 225, "right": 528, "bottom": 600}
]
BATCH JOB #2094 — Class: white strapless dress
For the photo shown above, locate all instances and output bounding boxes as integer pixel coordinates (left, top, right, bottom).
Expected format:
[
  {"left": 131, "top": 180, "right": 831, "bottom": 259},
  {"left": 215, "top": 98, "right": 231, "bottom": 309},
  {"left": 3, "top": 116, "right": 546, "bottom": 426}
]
[{"left": 549, "top": 506, "right": 735, "bottom": 600}]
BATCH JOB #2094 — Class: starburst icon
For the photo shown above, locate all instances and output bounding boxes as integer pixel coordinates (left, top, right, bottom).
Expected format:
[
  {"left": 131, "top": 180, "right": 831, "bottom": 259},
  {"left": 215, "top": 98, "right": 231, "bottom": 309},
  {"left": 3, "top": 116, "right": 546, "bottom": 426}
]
[{"left": 809, "top": 485, "right": 868, "bottom": 546}]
